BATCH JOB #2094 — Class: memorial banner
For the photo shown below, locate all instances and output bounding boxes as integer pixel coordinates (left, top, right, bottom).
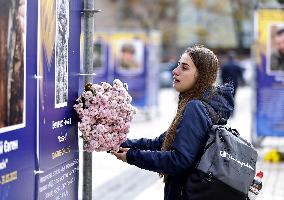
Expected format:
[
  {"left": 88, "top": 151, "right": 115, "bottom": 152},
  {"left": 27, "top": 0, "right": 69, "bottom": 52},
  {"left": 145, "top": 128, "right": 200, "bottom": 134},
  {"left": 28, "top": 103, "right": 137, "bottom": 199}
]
[
  {"left": 79, "top": 32, "right": 109, "bottom": 93},
  {"left": 0, "top": 1, "right": 37, "bottom": 199},
  {"left": 110, "top": 32, "right": 147, "bottom": 107},
  {"left": 37, "top": 0, "right": 81, "bottom": 199},
  {"left": 255, "top": 8, "right": 284, "bottom": 136},
  {"left": 92, "top": 32, "right": 109, "bottom": 84}
]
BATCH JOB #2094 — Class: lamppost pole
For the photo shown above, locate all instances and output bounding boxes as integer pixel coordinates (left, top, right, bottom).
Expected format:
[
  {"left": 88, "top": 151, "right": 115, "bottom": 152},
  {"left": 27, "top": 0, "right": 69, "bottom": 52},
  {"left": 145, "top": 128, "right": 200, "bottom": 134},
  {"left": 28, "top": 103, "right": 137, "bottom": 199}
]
[{"left": 82, "top": 0, "right": 95, "bottom": 199}]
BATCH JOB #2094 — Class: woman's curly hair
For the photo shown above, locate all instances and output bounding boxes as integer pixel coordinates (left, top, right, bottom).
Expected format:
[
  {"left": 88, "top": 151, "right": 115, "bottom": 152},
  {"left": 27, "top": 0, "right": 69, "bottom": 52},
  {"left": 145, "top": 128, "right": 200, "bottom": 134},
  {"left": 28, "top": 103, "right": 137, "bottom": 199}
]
[{"left": 160, "top": 45, "right": 219, "bottom": 182}]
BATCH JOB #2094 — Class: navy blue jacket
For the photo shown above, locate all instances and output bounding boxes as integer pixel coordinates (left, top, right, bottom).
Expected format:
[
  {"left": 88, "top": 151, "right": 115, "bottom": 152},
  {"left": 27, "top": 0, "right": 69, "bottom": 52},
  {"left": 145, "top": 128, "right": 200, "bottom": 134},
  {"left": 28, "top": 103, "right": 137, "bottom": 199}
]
[{"left": 121, "top": 84, "right": 234, "bottom": 200}]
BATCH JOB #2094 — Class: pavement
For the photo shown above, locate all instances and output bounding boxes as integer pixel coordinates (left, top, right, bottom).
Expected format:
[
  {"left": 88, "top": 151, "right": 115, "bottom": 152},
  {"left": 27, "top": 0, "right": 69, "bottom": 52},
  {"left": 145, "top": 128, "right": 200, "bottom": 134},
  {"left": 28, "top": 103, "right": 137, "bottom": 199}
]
[{"left": 78, "top": 83, "right": 284, "bottom": 200}]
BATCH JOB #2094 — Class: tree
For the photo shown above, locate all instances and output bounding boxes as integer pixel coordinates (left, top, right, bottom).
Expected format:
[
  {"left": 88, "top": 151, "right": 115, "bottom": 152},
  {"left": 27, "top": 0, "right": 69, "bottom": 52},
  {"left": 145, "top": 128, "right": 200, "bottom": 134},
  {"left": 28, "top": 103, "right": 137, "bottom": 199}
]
[
  {"left": 118, "top": 0, "right": 178, "bottom": 59},
  {"left": 229, "top": 0, "right": 254, "bottom": 53}
]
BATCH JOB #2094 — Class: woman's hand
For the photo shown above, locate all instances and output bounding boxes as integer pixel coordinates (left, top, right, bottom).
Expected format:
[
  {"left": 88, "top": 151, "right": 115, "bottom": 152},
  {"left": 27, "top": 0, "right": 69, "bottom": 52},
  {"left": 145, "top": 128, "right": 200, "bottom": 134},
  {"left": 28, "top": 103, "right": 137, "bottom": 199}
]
[{"left": 112, "top": 147, "right": 130, "bottom": 162}]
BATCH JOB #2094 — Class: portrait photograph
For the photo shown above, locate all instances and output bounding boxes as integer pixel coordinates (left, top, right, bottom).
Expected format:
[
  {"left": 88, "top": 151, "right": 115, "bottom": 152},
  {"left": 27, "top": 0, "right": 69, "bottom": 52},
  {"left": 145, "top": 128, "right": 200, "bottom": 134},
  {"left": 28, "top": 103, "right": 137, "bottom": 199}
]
[
  {"left": 0, "top": 0, "right": 26, "bottom": 133},
  {"left": 267, "top": 23, "right": 284, "bottom": 75},
  {"left": 116, "top": 39, "right": 144, "bottom": 74}
]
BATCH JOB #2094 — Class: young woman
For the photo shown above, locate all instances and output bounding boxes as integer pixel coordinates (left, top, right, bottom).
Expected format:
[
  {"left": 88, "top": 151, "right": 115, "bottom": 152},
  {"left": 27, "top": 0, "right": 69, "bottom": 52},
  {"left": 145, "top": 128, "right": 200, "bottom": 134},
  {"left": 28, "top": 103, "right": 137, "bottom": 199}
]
[{"left": 112, "top": 45, "right": 234, "bottom": 200}]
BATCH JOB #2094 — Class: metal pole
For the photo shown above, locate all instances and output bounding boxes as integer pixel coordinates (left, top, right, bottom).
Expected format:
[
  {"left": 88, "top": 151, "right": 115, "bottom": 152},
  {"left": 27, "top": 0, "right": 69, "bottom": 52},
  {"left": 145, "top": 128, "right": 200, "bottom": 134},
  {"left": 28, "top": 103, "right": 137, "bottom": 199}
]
[
  {"left": 83, "top": 0, "right": 94, "bottom": 85},
  {"left": 82, "top": 0, "right": 94, "bottom": 199}
]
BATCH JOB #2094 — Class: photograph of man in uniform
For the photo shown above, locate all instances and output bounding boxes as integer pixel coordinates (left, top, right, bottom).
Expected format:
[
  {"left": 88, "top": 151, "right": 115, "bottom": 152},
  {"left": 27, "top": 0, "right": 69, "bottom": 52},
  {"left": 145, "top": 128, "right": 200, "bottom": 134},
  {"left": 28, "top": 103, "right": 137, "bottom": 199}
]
[
  {"left": 119, "top": 43, "right": 140, "bottom": 70},
  {"left": 0, "top": 0, "right": 25, "bottom": 129},
  {"left": 270, "top": 27, "right": 284, "bottom": 72}
]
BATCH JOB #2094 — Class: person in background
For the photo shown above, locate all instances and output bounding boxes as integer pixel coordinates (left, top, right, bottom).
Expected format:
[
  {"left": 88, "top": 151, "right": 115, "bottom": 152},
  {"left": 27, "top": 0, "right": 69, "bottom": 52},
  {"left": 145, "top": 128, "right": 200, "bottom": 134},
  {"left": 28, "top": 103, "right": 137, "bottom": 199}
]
[
  {"left": 220, "top": 51, "right": 245, "bottom": 98},
  {"left": 112, "top": 45, "right": 235, "bottom": 200},
  {"left": 270, "top": 28, "right": 284, "bottom": 71}
]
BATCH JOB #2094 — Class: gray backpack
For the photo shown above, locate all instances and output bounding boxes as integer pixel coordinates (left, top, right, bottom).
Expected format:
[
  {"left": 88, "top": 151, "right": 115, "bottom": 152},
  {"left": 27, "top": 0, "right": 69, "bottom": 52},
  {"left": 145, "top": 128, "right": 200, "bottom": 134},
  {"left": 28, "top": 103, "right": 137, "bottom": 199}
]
[{"left": 182, "top": 101, "right": 258, "bottom": 200}]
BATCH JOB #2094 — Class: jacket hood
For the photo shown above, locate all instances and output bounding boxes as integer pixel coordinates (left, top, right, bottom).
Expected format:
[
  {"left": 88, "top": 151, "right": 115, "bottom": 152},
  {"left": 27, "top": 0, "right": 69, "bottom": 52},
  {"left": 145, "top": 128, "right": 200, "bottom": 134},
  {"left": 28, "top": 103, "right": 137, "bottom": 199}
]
[{"left": 202, "top": 83, "right": 234, "bottom": 122}]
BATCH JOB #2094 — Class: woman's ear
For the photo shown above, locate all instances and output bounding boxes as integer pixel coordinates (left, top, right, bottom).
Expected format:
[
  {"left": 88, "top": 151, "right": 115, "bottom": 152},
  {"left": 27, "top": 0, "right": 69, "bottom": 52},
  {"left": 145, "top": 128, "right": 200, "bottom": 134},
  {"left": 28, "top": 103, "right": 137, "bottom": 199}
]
[{"left": 194, "top": 72, "right": 199, "bottom": 79}]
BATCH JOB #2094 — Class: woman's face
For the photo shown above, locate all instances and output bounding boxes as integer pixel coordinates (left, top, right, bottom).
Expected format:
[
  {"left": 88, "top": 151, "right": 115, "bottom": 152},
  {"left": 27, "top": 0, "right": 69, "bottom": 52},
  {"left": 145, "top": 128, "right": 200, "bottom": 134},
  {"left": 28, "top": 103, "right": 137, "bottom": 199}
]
[{"left": 172, "top": 53, "right": 198, "bottom": 93}]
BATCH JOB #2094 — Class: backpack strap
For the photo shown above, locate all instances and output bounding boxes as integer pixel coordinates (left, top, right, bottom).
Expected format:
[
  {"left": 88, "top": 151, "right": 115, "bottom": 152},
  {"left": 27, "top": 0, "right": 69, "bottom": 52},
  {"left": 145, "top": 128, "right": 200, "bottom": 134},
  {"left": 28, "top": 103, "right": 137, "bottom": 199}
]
[
  {"left": 200, "top": 100, "right": 227, "bottom": 125},
  {"left": 194, "top": 100, "right": 227, "bottom": 169}
]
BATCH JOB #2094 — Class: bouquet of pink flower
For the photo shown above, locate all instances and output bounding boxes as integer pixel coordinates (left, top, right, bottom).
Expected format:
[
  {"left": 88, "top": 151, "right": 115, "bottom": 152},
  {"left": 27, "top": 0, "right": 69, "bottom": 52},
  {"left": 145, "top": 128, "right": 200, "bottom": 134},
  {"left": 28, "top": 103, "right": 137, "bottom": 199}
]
[{"left": 74, "top": 79, "right": 136, "bottom": 152}]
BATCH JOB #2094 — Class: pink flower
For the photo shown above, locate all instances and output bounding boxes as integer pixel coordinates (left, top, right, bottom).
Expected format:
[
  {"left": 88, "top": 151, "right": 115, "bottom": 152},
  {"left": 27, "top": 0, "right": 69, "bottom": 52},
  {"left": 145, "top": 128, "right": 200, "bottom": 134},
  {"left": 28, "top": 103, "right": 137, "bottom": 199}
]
[
  {"left": 113, "top": 79, "right": 123, "bottom": 87},
  {"left": 74, "top": 79, "right": 136, "bottom": 152},
  {"left": 102, "top": 82, "right": 112, "bottom": 91},
  {"left": 91, "top": 84, "right": 101, "bottom": 90}
]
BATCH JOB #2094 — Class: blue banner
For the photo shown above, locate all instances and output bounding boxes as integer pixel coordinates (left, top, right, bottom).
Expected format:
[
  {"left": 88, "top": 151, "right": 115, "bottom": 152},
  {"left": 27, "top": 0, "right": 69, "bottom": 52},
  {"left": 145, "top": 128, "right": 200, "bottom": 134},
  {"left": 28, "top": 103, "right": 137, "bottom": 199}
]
[
  {"left": 37, "top": 1, "right": 81, "bottom": 199},
  {"left": 255, "top": 9, "right": 284, "bottom": 136},
  {"left": 0, "top": 1, "right": 37, "bottom": 199},
  {"left": 37, "top": 0, "right": 80, "bottom": 171},
  {"left": 79, "top": 32, "right": 109, "bottom": 94},
  {"left": 93, "top": 33, "right": 109, "bottom": 84},
  {"left": 110, "top": 33, "right": 148, "bottom": 108}
]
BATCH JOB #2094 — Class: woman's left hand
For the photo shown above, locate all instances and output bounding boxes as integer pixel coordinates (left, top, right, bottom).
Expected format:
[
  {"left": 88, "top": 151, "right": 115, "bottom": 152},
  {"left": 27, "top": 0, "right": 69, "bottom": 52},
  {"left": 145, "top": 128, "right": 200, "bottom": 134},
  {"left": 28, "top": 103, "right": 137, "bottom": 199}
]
[{"left": 112, "top": 147, "right": 130, "bottom": 162}]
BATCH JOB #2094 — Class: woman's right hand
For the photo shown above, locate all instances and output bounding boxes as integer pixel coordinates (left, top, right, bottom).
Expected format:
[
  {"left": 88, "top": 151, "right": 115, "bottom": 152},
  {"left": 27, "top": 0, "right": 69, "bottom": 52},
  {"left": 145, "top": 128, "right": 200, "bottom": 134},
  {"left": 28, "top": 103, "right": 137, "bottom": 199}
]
[{"left": 111, "top": 147, "right": 130, "bottom": 163}]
